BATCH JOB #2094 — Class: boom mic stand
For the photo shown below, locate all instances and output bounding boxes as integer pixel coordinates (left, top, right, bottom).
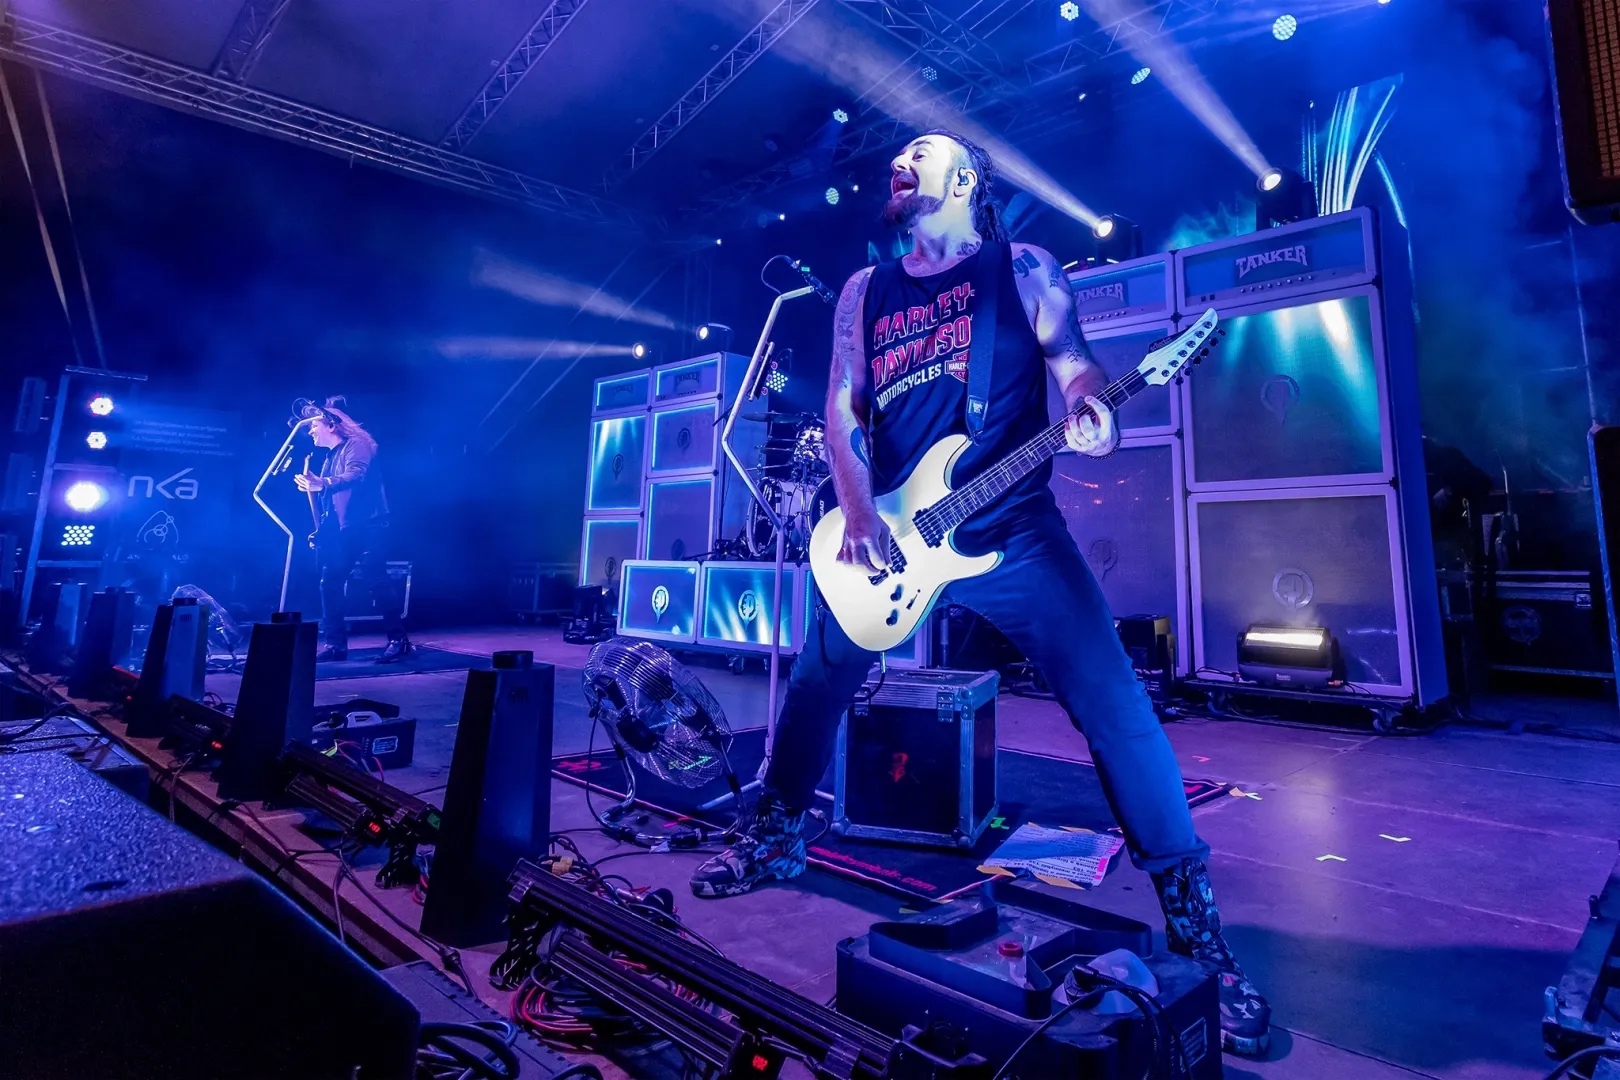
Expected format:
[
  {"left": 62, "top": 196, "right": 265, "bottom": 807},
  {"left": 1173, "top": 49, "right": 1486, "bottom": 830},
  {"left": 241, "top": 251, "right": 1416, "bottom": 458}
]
[
  {"left": 252, "top": 417, "right": 317, "bottom": 613},
  {"left": 703, "top": 271, "right": 834, "bottom": 813}
]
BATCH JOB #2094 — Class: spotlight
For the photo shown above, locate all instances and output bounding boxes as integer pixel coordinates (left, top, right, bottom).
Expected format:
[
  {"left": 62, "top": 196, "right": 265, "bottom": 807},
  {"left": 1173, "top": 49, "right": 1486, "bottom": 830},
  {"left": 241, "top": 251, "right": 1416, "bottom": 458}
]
[
  {"left": 1255, "top": 165, "right": 1317, "bottom": 229},
  {"left": 88, "top": 395, "right": 114, "bottom": 416},
  {"left": 1077, "top": 91, "right": 1088, "bottom": 103},
  {"left": 631, "top": 342, "right": 650, "bottom": 361},
  {"left": 1378, "top": 0, "right": 1390, "bottom": 4},
  {"left": 778, "top": 213, "right": 786, "bottom": 221},
  {"left": 766, "top": 367, "right": 789, "bottom": 393},
  {"left": 715, "top": 238, "right": 724, "bottom": 246},
  {"left": 851, "top": 183, "right": 859, "bottom": 192},
  {"left": 60, "top": 524, "right": 96, "bottom": 548},
  {"left": 86, "top": 432, "right": 107, "bottom": 450},
  {"left": 832, "top": 108, "right": 849, "bottom": 124},
  {"left": 1091, "top": 215, "right": 1141, "bottom": 263},
  {"left": 64, "top": 481, "right": 108, "bottom": 513},
  {"left": 695, "top": 323, "right": 733, "bottom": 350},
  {"left": 1130, "top": 66, "right": 1151, "bottom": 85},
  {"left": 825, "top": 187, "right": 841, "bottom": 206},
  {"left": 1059, "top": 1, "right": 1079, "bottom": 19},
  {"left": 1272, "top": 14, "right": 1297, "bottom": 40},
  {"left": 1237, "top": 624, "right": 1341, "bottom": 689}
]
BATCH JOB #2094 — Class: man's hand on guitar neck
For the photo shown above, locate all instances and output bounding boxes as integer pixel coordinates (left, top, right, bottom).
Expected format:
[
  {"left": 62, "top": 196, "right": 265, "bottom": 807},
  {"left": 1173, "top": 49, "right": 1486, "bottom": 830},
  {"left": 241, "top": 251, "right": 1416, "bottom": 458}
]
[
  {"left": 1064, "top": 396, "right": 1119, "bottom": 458},
  {"left": 838, "top": 504, "right": 893, "bottom": 573}
]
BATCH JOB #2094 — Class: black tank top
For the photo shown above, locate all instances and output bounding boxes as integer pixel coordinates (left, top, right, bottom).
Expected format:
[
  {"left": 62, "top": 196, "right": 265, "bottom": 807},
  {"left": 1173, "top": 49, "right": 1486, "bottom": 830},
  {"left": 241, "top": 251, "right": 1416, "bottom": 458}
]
[{"left": 861, "top": 247, "right": 1058, "bottom": 554}]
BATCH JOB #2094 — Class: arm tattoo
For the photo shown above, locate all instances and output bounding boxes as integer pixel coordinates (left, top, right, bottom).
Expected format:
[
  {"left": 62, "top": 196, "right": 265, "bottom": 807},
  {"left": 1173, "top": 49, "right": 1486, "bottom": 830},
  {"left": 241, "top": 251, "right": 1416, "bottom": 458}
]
[
  {"left": 1047, "top": 252, "right": 1067, "bottom": 291},
  {"left": 850, "top": 428, "right": 871, "bottom": 468},
  {"left": 1012, "top": 250, "right": 1040, "bottom": 277}
]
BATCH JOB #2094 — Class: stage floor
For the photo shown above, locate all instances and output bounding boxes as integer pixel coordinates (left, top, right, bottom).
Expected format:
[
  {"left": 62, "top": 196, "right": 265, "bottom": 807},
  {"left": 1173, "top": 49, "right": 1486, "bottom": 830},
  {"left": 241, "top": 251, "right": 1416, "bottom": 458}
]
[{"left": 187, "top": 626, "right": 1620, "bottom": 1078}]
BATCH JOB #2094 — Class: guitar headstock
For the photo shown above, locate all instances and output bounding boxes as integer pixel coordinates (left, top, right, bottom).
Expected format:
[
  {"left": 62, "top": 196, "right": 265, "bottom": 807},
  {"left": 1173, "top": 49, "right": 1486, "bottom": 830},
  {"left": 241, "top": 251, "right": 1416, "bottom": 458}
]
[{"left": 1140, "top": 309, "right": 1224, "bottom": 386}]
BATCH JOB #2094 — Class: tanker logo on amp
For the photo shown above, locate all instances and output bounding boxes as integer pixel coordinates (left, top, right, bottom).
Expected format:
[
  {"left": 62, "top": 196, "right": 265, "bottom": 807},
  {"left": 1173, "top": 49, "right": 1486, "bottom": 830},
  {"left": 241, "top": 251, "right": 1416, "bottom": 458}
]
[
  {"left": 1074, "top": 281, "right": 1126, "bottom": 309},
  {"left": 737, "top": 589, "right": 758, "bottom": 623},
  {"left": 1235, "top": 243, "right": 1309, "bottom": 280}
]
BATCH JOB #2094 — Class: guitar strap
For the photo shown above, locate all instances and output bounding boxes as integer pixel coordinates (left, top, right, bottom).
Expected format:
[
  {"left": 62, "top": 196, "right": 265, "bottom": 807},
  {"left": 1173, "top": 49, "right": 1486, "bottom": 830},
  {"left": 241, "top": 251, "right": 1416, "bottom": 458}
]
[{"left": 965, "top": 240, "right": 1007, "bottom": 444}]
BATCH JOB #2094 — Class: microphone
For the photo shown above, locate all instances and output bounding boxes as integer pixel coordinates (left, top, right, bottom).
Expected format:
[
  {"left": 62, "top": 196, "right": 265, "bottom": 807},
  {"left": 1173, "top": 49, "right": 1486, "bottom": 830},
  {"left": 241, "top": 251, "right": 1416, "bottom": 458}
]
[{"left": 789, "top": 259, "right": 836, "bottom": 305}]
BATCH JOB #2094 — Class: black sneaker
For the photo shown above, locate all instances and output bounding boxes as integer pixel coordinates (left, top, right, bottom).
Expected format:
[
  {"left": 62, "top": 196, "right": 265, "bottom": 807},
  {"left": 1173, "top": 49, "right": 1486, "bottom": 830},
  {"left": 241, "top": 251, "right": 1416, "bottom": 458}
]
[
  {"left": 376, "top": 638, "right": 414, "bottom": 664},
  {"left": 1151, "top": 856, "right": 1272, "bottom": 1056},
  {"left": 315, "top": 645, "right": 348, "bottom": 663},
  {"left": 690, "top": 798, "right": 807, "bottom": 898}
]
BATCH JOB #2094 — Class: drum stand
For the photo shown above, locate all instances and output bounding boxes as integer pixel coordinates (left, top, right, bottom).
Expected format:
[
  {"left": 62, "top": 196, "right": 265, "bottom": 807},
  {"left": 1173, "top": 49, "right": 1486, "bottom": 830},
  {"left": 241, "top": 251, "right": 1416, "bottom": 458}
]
[{"left": 702, "top": 285, "right": 834, "bottom": 813}]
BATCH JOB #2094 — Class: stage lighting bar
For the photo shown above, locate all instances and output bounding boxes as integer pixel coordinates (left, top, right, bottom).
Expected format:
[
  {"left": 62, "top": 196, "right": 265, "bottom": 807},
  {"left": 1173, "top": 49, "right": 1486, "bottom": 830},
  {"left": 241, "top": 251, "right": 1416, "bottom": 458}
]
[
  {"left": 280, "top": 741, "right": 441, "bottom": 886},
  {"left": 499, "top": 860, "right": 909, "bottom": 1079},
  {"left": 1236, "top": 624, "right": 1341, "bottom": 689}
]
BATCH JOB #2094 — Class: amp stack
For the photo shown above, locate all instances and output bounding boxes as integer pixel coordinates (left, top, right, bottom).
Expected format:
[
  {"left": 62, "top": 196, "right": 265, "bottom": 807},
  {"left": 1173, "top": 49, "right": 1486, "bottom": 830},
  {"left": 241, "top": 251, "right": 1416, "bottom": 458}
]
[{"left": 1062, "top": 207, "right": 1447, "bottom": 709}]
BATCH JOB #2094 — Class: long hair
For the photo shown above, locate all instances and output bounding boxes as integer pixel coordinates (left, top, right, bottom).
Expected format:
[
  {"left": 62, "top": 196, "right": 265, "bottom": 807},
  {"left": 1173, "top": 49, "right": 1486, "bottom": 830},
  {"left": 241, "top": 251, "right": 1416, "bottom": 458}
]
[
  {"left": 320, "top": 396, "right": 377, "bottom": 452},
  {"left": 921, "top": 127, "right": 1010, "bottom": 244}
]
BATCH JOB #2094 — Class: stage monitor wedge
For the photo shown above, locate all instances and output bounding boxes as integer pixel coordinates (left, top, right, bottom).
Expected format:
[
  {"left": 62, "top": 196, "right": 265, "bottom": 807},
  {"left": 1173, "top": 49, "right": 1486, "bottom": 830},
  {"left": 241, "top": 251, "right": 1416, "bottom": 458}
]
[
  {"left": 124, "top": 598, "right": 206, "bottom": 738},
  {"left": 217, "top": 612, "right": 317, "bottom": 802},
  {"left": 421, "top": 651, "right": 555, "bottom": 948}
]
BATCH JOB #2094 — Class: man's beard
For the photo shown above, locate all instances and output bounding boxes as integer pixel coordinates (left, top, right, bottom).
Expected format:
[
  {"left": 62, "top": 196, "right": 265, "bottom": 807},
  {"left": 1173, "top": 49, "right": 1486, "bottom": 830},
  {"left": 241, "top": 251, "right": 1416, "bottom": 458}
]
[{"left": 881, "top": 191, "right": 944, "bottom": 229}]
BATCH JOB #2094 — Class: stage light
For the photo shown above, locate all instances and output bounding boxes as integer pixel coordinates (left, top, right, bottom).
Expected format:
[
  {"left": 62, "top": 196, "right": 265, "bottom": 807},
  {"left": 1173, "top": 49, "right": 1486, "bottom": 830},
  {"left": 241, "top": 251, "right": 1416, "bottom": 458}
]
[
  {"left": 1091, "top": 215, "right": 1141, "bottom": 263},
  {"left": 921, "top": 66, "right": 938, "bottom": 82},
  {"left": 851, "top": 183, "right": 859, "bottom": 192},
  {"left": 86, "top": 432, "right": 107, "bottom": 450},
  {"left": 715, "top": 238, "right": 723, "bottom": 245},
  {"left": 632, "top": 342, "right": 649, "bottom": 360},
  {"left": 1272, "top": 14, "right": 1297, "bottom": 40},
  {"left": 1059, "top": 1, "right": 1080, "bottom": 19},
  {"left": 1131, "top": 66, "right": 1151, "bottom": 85},
  {"left": 1237, "top": 624, "right": 1341, "bottom": 689},
  {"left": 88, "top": 395, "right": 114, "bottom": 416},
  {"left": 1378, "top": 0, "right": 1390, "bottom": 5},
  {"left": 1255, "top": 165, "right": 1317, "bottom": 229},
  {"left": 696, "top": 323, "right": 733, "bottom": 350},
  {"left": 825, "top": 187, "right": 841, "bottom": 205},
  {"left": 64, "top": 481, "right": 108, "bottom": 513},
  {"left": 833, "top": 108, "right": 849, "bottom": 123},
  {"left": 1077, "top": 91, "right": 1088, "bottom": 103},
  {"left": 778, "top": 212, "right": 786, "bottom": 221},
  {"left": 60, "top": 524, "right": 96, "bottom": 547},
  {"left": 766, "top": 368, "right": 789, "bottom": 393}
]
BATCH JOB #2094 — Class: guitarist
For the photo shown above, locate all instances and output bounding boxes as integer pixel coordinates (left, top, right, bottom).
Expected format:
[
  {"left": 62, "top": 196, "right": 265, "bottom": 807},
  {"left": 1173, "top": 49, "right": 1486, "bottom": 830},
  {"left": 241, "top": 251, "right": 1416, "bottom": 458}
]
[
  {"left": 294, "top": 399, "right": 413, "bottom": 664},
  {"left": 690, "top": 130, "right": 1270, "bottom": 1055}
]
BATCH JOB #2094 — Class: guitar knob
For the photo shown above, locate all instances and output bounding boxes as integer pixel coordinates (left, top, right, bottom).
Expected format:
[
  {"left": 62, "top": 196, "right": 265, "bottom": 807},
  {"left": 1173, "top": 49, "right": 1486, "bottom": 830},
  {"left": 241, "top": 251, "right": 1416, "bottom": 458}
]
[{"left": 885, "top": 610, "right": 900, "bottom": 626}]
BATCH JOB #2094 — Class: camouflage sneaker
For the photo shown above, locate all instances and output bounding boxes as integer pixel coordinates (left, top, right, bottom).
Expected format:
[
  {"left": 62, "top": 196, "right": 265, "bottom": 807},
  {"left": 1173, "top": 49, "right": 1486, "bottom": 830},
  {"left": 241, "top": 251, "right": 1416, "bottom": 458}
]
[
  {"left": 1151, "top": 857, "right": 1272, "bottom": 1056},
  {"left": 689, "top": 798, "right": 807, "bottom": 898}
]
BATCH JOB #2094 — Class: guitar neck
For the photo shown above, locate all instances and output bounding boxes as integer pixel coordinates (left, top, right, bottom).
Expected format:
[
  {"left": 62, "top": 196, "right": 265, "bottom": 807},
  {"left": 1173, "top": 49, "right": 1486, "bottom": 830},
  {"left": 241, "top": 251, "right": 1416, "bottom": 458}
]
[{"left": 927, "top": 367, "right": 1150, "bottom": 532}]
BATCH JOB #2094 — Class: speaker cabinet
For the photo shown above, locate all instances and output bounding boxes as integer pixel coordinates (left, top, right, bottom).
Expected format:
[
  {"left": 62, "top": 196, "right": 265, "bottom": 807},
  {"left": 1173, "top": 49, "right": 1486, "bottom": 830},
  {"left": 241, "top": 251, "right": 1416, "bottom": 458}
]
[
  {"left": 69, "top": 586, "right": 134, "bottom": 697},
  {"left": 1547, "top": 0, "right": 1620, "bottom": 224},
  {"left": 649, "top": 401, "right": 721, "bottom": 475},
  {"left": 1183, "top": 288, "right": 1392, "bottom": 490},
  {"left": 421, "top": 651, "right": 554, "bottom": 947},
  {"left": 586, "top": 413, "right": 647, "bottom": 513},
  {"left": 699, "top": 561, "right": 803, "bottom": 654},
  {"left": 645, "top": 476, "right": 716, "bottom": 561},
  {"left": 1189, "top": 487, "right": 1418, "bottom": 696},
  {"left": 617, "top": 560, "right": 701, "bottom": 643},
  {"left": 218, "top": 612, "right": 317, "bottom": 801},
  {"left": 579, "top": 517, "right": 641, "bottom": 587},
  {"left": 1051, "top": 438, "right": 1189, "bottom": 675},
  {"left": 0, "top": 750, "right": 418, "bottom": 1079},
  {"left": 27, "top": 580, "right": 89, "bottom": 670}
]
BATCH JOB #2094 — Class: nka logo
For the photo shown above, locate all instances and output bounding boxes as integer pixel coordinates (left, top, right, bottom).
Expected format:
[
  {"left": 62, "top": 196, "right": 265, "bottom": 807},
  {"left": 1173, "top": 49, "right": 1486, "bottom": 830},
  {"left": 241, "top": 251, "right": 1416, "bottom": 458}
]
[{"left": 128, "top": 467, "right": 198, "bottom": 500}]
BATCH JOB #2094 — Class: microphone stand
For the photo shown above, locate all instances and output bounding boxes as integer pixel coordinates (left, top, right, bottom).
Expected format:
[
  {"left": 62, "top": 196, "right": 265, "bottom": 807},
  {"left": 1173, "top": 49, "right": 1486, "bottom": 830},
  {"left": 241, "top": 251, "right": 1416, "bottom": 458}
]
[
  {"left": 253, "top": 418, "right": 315, "bottom": 613},
  {"left": 702, "top": 283, "right": 833, "bottom": 813}
]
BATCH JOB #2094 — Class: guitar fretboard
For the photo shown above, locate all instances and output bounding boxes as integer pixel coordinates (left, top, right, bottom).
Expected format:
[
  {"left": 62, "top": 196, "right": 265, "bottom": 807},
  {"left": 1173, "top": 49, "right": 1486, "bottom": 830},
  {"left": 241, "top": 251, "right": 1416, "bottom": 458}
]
[{"left": 918, "top": 367, "right": 1151, "bottom": 535}]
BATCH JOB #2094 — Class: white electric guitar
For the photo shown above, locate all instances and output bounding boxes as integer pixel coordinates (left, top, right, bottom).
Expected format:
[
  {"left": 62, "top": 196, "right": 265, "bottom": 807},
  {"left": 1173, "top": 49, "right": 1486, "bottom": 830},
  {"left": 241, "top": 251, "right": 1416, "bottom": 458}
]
[{"left": 808, "top": 310, "right": 1224, "bottom": 653}]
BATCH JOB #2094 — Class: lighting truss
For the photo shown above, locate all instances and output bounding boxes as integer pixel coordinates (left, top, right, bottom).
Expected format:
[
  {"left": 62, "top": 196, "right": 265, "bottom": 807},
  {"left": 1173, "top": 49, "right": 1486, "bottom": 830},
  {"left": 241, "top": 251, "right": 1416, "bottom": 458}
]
[
  {"left": 690, "top": 0, "right": 1222, "bottom": 220},
  {"left": 0, "top": 14, "right": 643, "bottom": 230},
  {"left": 600, "top": 0, "right": 821, "bottom": 192},
  {"left": 440, "top": 0, "right": 591, "bottom": 151},
  {"left": 212, "top": 0, "right": 291, "bottom": 82}
]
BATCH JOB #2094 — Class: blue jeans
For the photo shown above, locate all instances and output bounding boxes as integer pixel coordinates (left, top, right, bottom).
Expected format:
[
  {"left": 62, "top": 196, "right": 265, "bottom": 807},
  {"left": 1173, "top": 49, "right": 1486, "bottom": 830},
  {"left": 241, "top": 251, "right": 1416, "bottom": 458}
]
[{"left": 763, "top": 509, "right": 1209, "bottom": 874}]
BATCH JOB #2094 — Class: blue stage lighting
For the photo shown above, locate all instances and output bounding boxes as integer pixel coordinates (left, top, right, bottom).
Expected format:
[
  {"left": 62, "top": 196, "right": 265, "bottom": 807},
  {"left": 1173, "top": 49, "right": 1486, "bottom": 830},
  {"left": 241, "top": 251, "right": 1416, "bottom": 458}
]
[
  {"left": 1260, "top": 169, "right": 1283, "bottom": 192},
  {"left": 60, "top": 524, "right": 96, "bottom": 547},
  {"left": 833, "top": 108, "right": 849, "bottom": 123},
  {"left": 921, "top": 66, "right": 938, "bottom": 82},
  {"left": 1059, "top": 1, "right": 1080, "bottom": 20},
  {"left": 88, "top": 395, "right": 114, "bottom": 416},
  {"left": 1272, "top": 14, "right": 1297, "bottom": 40},
  {"left": 64, "top": 481, "right": 108, "bottom": 513},
  {"left": 825, "top": 187, "right": 841, "bottom": 205},
  {"left": 632, "top": 342, "right": 649, "bottom": 360},
  {"left": 86, "top": 431, "right": 108, "bottom": 450},
  {"left": 1131, "top": 66, "right": 1151, "bottom": 85},
  {"left": 766, "top": 369, "right": 789, "bottom": 393}
]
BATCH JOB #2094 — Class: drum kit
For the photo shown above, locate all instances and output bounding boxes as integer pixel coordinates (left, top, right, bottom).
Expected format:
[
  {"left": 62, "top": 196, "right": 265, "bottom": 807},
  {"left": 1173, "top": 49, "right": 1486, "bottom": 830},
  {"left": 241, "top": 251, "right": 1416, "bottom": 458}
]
[{"left": 738, "top": 412, "right": 835, "bottom": 561}]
